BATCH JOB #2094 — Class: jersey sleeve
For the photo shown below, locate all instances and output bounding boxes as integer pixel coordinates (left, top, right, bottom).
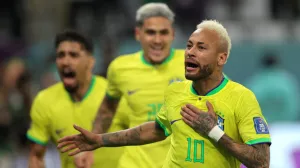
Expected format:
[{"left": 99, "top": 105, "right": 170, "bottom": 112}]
[
  {"left": 235, "top": 89, "right": 271, "bottom": 145},
  {"left": 26, "top": 94, "right": 50, "bottom": 146},
  {"left": 106, "top": 59, "right": 122, "bottom": 99},
  {"left": 155, "top": 86, "right": 173, "bottom": 136}
]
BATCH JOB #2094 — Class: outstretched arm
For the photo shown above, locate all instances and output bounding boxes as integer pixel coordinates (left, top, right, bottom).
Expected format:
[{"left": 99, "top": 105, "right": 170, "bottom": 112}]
[{"left": 58, "top": 121, "right": 166, "bottom": 156}]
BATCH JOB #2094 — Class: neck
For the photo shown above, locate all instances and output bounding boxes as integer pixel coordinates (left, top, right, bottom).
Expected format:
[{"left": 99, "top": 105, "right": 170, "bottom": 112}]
[
  {"left": 71, "top": 74, "right": 93, "bottom": 102},
  {"left": 192, "top": 72, "right": 224, "bottom": 96}
]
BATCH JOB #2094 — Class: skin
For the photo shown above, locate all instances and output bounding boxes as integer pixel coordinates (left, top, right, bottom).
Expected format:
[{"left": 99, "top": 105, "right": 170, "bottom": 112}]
[
  {"left": 29, "top": 40, "right": 95, "bottom": 168},
  {"left": 58, "top": 27, "right": 270, "bottom": 168}
]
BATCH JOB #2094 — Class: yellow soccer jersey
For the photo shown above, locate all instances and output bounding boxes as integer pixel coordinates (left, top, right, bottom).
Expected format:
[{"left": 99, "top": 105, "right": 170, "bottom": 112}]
[
  {"left": 27, "top": 76, "right": 129, "bottom": 168},
  {"left": 106, "top": 49, "right": 186, "bottom": 168},
  {"left": 156, "top": 78, "right": 271, "bottom": 168}
]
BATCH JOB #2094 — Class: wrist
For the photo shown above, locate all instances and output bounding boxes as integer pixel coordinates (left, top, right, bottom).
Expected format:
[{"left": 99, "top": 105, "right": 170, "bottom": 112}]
[
  {"left": 208, "top": 125, "right": 225, "bottom": 142},
  {"left": 95, "top": 134, "right": 103, "bottom": 148}
]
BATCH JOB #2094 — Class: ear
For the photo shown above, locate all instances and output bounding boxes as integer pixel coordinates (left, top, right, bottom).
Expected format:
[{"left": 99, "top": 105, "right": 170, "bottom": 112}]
[
  {"left": 218, "top": 52, "right": 227, "bottom": 66},
  {"left": 135, "top": 27, "right": 141, "bottom": 41},
  {"left": 89, "top": 56, "right": 95, "bottom": 70}
]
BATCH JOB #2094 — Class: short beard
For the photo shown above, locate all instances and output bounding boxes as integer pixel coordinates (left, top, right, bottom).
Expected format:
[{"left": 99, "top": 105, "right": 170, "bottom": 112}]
[
  {"left": 64, "top": 85, "right": 79, "bottom": 94},
  {"left": 185, "top": 64, "right": 214, "bottom": 81}
]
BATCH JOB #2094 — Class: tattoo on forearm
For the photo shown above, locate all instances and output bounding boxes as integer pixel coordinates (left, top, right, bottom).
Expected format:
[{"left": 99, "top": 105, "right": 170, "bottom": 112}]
[
  {"left": 101, "top": 122, "right": 166, "bottom": 147},
  {"left": 219, "top": 135, "right": 270, "bottom": 168},
  {"left": 92, "top": 110, "right": 113, "bottom": 134}
]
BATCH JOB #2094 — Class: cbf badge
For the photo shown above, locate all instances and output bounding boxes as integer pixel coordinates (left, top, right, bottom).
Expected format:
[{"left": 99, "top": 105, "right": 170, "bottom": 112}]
[
  {"left": 253, "top": 117, "right": 269, "bottom": 134},
  {"left": 217, "top": 115, "right": 225, "bottom": 131}
]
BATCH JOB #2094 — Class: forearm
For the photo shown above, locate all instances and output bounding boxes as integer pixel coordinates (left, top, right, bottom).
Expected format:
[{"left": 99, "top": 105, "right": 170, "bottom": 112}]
[
  {"left": 28, "top": 155, "right": 45, "bottom": 168},
  {"left": 218, "top": 134, "right": 270, "bottom": 168},
  {"left": 92, "top": 97, "right": 118, "bottom": 133},
  {"left": 99, "top": 121, "right": 166, "bottom": 147}
]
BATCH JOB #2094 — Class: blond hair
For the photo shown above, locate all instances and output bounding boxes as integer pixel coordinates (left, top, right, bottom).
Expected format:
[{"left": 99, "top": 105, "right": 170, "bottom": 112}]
[{"left": 197, "top": 20, "right": 231, "bottom": 63}]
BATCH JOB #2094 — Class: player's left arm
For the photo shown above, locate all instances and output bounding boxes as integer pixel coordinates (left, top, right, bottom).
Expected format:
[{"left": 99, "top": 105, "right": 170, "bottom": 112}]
[
  {"left": 218, "top": 135, "right": 269, "bottom": 168},
  {"left": 181, "top": 97, "right": 270, "bottom": 168}
]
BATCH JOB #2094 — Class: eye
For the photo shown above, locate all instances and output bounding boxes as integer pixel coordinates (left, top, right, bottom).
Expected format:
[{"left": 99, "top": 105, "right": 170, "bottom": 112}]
[
  {"left": 198, "top": 46, "right": 206, "bottom": 50},
  {"left": 186, "top": 43, "right": 192, "bottom": 49}
]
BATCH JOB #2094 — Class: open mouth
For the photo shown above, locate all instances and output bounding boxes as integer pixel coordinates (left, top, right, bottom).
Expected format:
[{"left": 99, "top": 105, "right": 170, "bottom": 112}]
[
  {"left": 185, "top": 60, "right": 199, "bottom": 72},
  {"left": 61, "top": 69, "right": 76, "bottom": 86},
  {"left": 149, "top": 46, "right": 164, "bottom": 56}
]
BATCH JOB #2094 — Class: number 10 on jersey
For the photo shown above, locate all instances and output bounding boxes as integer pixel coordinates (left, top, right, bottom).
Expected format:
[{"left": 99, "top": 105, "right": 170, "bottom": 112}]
[{"left": 185, "top": 137, "right": 204, "bottom": 163}]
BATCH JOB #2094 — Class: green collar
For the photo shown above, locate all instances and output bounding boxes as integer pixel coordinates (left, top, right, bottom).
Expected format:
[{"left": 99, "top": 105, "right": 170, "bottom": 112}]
[
  {"left": 140, "top": 48, "right": 175, "bottom": 66},
  {"left": 69, "top": 76, "right": 96, "bottom": 102},
  {"left": 190, "top": 77, "right": 229, "bottom": 96}
]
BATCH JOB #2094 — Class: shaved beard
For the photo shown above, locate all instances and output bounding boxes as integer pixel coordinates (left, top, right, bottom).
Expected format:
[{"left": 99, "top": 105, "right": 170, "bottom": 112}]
[{"left": 185, "top": 64, "right": 214, "bottom": 81}]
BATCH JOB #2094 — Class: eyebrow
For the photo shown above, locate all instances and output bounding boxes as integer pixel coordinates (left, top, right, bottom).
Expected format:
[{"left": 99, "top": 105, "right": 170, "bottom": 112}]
[{"left": 188, "top": 40, "right": 205, "bottom": 45}]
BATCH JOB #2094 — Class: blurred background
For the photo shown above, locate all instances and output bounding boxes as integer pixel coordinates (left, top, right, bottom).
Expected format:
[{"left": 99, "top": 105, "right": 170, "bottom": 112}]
[{"left": 1, "top": 0, "right": 300, "bottom": 167}]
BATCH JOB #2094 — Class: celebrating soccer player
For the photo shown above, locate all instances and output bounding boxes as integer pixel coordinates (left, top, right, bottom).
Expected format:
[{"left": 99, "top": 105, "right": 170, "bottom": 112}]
[
  {"left": 58, "top": 20, "right": 271, "bottom": 168},
  {"left": 26, "top": 30, "right": 131, "bottom": 168}
]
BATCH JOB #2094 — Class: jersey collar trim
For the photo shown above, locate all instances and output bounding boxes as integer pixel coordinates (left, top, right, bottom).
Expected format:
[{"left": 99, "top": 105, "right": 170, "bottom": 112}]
[
  {"left": 190, "top": 77, "right": 229, "bottom": 96},
  {"left": 140, "top": 48, "right": 175, "bottom": 66},
  {"left": 69, "top": 76, "right": 96, "bottom": 102}
]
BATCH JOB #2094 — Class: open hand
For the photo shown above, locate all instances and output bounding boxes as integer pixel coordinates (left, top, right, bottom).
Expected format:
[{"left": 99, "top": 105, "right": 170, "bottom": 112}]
[
  {"left": 57, "top": 125, "right": 101, "bottom": 156},
  {"left": 180, "top": 101, "right": 217, "bottom": 136}
]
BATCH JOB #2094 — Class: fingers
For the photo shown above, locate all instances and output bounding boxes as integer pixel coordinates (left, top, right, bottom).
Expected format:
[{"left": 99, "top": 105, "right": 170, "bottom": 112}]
[
  {"left": 69, "top": 149, "right": 82, "bottom": 156},
  {"left": 182, "top": 117, "right": 194, "bottom": 127},
  {"left": 181, "top": 107, "right": 195, "bottom": 122},
  {"left": 74, "top": 124, "right": 87, "bottom": 134},
  {"left": 74, "top": 154, "right": 84, "bottom": 168},
  {"left": 57, "top": 135, "right": 76, "bottom": 143},
  {"left": 57, "top": 141, "right": 75, "bottom": 149},
  {"left": 61, "top": 144, "right": 77, "bottom": 153},
  {"left": 206, "top": 101, "right": 217, "bottom": 118}
]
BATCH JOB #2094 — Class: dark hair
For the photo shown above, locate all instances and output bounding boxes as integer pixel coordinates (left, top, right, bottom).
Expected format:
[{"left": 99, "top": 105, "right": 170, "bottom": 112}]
[{"left": 54, "top": 29, "right": 93, "bottom": 54}]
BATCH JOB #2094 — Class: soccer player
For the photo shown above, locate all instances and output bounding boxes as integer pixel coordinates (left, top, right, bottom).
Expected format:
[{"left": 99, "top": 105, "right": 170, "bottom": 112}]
[
  {"left": 27, "top": 30, "right": 130, "bottom": 168},
  {"left": 57, "top": 20, "right": 271, "bottom": 168},
  {"left": 89, "top": 3, "right": 185, "bottom": 168}
]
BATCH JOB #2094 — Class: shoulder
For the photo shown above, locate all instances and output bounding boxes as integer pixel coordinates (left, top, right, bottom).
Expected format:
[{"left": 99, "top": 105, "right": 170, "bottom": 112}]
[
  {"left": 94, "top": 75, "right": 107, "bottom": 86},
  {"left": 226, "top": 80, "right": 256, "bottom": 100},
  {"left": 36, "top": 83, "right": 64, "bottom": 101},
  {"left": 166, "top": 80, "right": 191, "bottom": 94},
  {"left": 110, "top": 51, "right": 141, "bottom": 66}
]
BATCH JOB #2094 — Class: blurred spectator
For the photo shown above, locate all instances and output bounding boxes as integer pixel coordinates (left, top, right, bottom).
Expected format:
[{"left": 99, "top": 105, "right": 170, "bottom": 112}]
[{"left": 245, "top": 52, "right": 300, "bottom": 124}]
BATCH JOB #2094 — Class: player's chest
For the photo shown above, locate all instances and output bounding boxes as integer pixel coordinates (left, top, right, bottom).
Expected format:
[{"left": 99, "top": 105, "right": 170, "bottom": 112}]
[
  {"left": 168, "top": 98, "right": 235, "bottom": 134},
  {"left": 48, "top": 100, "right": 101, "bottom": 140}
]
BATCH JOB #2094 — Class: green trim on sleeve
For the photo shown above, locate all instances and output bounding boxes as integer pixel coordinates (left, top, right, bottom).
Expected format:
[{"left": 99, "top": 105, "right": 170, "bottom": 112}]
[
  {"left": 155, "top": 118, "right": 171, "bottom": 137},
  {"left": 245, "top": 138, "right": 271, "bottom": 145},
  {"left": 105, "top": 92, "right": 121, "bottom": 100},
  {"left": 26, "top": 133, "right": 48, "bottom": 146}
]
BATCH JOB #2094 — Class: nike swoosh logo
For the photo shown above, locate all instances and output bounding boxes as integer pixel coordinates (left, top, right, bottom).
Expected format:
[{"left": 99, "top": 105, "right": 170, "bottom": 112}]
[
  {"left": 55, "top": 128, "right": 65, "bottom": 135},
  {"left": 170, "top": 119, "right": 182, "bottom": 125},
  {"left": 127, "top": 89, "right": 140, "bottom": 95}
]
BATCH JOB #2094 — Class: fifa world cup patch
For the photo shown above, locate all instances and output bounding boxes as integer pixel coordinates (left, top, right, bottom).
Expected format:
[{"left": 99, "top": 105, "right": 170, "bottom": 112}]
[{"left": 253, "top": 117, "right": 269, "bottom": 134}]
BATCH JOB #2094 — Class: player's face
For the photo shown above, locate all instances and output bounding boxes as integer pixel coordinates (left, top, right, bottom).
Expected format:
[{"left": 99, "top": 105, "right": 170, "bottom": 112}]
[
  {"left": 184, "top": 28, "right": 226, "bottom": 80},
  {"left": 135, "top": 16, "right": 174, "bottom": 64},
  {"left": 56, "top": 41, "right": 94, "bottom": 93}
]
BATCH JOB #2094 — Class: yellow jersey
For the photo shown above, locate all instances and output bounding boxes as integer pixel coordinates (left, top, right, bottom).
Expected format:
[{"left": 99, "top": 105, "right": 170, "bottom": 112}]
[
  {"left": 156, "top": 78, "right": 271, "bottom": 168},
  {"left": 27, "top": 76, "right": 129, "bottom": 168},
  {"left": 106, "top": 49, "right": 186, "bottom": 168}
]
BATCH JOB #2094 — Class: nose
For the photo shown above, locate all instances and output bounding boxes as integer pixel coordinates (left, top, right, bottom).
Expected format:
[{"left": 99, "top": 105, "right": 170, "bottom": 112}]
[
  {"left": 60, "top": 55, "right": 72, "bottom": 66},
  {"left": 186, "top": 46, "right": 196, "bottom": 58},
  {"left": 154, "top": 34, "right": 162, "bottom": 44}
]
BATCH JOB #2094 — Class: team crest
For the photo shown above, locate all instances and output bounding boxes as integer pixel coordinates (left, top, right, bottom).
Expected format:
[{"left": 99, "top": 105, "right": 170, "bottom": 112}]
[
  {"left": 253, "top": 117, "right": 269, "bottom": 134},
  {"left": 217, "top": 115, "right": 225, "bottom": 131}
]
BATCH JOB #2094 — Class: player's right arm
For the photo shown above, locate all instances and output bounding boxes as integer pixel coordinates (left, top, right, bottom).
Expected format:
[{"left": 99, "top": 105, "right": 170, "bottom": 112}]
[
  {"left": 57, "top": 121, "right": 166, "bottom": 156},
  {"left": 27, "top": 94, "right": 50, "bottom": 168},
  {"left": 92, "top": 60, "right": 121, "bottom": 134}
]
